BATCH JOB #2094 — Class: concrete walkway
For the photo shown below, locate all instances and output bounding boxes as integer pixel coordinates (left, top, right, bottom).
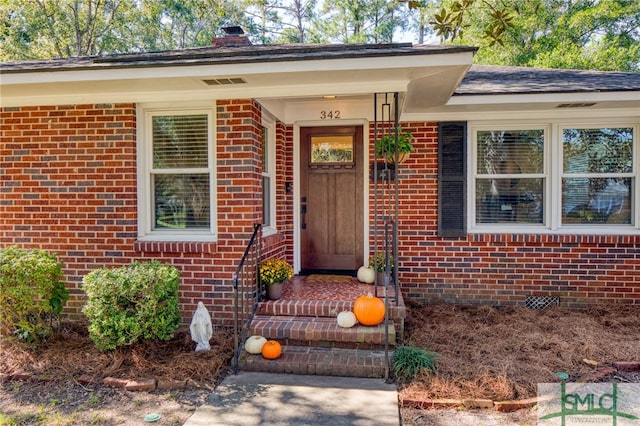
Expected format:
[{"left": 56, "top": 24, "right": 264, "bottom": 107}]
[{"left": 183, "top": 372, "right": 399, "bottom": 426}]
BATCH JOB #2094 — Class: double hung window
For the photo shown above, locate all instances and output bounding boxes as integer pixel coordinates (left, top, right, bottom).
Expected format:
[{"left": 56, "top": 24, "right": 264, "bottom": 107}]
[
  {"left": 561, "top": 127, "right": 633, "bottom": 225},
  {"left": 139, "top": 106, "right": 215, "bottom": 241},
  {"left": 262, "top": 115, "right": 276, "bottom": 234},
  {"left": 471, "top": 122, "right": 637, "bottom": 232},
  {"left": 475, "top": 128, "right": 545, "bottom": 225}
]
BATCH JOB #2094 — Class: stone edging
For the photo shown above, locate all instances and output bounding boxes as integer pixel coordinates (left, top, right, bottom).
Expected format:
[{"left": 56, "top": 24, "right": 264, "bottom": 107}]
[
  {"left": 3, "top": 361, "right": 639, "bottom": 400},
  {"left": 0, "top": 373, "right": 196, "bottom": 391},
  {"left": 399, "top": 362, "right": 640, "bottom": 413},
  {"left": 101, "top": 377, "right": 190, "bottom": 391}
]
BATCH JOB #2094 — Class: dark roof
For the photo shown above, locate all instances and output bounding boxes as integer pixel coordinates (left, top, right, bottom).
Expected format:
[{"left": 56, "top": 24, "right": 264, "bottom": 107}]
[
  {"left": 0, "top": 43, "right": 477, "bottom": 74},
  {"left": 456, "top": 65, "right": 640, "bottom": 95}
]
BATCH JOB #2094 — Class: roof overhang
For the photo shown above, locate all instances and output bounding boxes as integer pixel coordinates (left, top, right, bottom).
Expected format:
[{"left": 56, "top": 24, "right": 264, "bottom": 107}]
[
  {"left": 402, "top": 91, "right": 640, "bottom": 122},
  {"left": 0, "top": 44, "right": 476, "bottom": 116},
  {"left": 402, "top": 64, "right": 640, "bottom": 121}
]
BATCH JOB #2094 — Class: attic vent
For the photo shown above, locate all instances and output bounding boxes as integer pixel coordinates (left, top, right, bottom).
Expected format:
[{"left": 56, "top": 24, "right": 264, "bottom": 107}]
[
  {"left": 555, "top": 103, "right": 596, "bottom": 108},
  {"left": 203, "top": 77, "right": 247, "bottom": 86}
]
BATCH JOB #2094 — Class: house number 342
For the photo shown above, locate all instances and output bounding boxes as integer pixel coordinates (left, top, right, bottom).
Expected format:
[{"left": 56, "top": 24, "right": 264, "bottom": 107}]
[{"left": 320, "top": 110, "right": 341, "bottom": 119}]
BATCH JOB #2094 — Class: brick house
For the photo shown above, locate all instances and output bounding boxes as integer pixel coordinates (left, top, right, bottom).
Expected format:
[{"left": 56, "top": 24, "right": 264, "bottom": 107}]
[{"left": 1, "top": 35, "right": 639, "bottom": 327}]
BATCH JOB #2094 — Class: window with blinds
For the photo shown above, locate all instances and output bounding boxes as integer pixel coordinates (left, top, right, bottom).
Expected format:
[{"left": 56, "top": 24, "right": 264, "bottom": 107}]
[
  {"left": 469, "top": 121, "right": 637, "bottom": 232},
  {"left": 562, "top": 127, "right": 633, "bottom": 225},
  {"left": 475, "top": 129, "right": 545, "bottom": 224},
  {"left": 151, "top": 114, "right": 211, "bottom": 230},
  {"left": 261, "top": 125, "right": 271, "bottom": 227},
  {"left": 261, "top": 117, "right": 276, "bottom": 230}
]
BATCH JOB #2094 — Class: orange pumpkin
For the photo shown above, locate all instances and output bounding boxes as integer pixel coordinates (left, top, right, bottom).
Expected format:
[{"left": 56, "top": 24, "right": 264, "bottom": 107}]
[
  {"left": 261, "top": 340, "right": 282, "bottom": 359},
  {"left": 353, "top": 292, "right": 385, "bottom": 326}
]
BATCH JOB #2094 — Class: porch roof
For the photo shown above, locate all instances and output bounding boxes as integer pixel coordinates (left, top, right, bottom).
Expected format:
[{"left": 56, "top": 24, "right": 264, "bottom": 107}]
[
  {"left": 0, "top": 43, "right": 476, "bottom": 73},
  {"left": 1, "top": 43, "right": 638, "bottom": 120},
  {"left": 0, "top": 43, "right": 477, "bottom": 113}
]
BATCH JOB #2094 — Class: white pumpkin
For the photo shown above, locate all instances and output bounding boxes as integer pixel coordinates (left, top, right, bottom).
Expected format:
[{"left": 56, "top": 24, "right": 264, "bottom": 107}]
[
  {"left": 244, "top": 335, "right": 267, "bottom": 354},
  {"left": 336, "top": 310, "right": 358, "bottom": 328},
  {"left": 357, "top": 266, "right": 375, "bottom": 284}
]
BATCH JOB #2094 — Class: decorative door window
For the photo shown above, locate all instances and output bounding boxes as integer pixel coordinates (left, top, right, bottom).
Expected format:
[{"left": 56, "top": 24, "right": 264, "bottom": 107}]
[{"left": 310, "top": 135, "right": 354, "bottom": 164}]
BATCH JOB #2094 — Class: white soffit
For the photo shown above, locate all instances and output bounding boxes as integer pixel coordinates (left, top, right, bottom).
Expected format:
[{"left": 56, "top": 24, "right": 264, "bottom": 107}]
[
  {"left": 403, "top": 65, "right": 471, "bottom": 112},
  {"left": 0, "top": 52, "right": 474, "bottom": 108}
]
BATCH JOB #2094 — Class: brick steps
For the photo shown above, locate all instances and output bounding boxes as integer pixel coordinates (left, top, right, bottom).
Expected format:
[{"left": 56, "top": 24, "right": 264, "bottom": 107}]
[
  {"left": 238, "top": 279, "right": 406, "bottom": 378},
  {"left": 256, "top": 297, "right": 406, "bottom": 339},
  {"left": 240, "top": 346, "right": 393, "bottom": 378},
  {"left": 257, "top": 299, "right": 353, "bottom": 318},
  {"left": 249, "top": 315, "right": 396, "bottom": 348},
  {"left": 258, "top": 298, "right": 405, "bottom": 320}
]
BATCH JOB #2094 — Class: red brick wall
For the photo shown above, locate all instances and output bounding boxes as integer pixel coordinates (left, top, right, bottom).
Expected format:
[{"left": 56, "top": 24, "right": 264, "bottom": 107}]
[
  {"left": 1, "top": 104, "right": 139, "bottom": 317},
  {"left": 369, "top": 122, "right": 640, "bottom": 307},
  {"left": 280, "top": 123, "right": 295, "bottom": 263},
  {"left": 262, "top": 122, "right": 295, "bottom": 263},
  {"left": 2, "top": 104, "right": 637, "bottom": 325},
  {"left": 1, "top": 101, "right": 291, "bottom": 325}
]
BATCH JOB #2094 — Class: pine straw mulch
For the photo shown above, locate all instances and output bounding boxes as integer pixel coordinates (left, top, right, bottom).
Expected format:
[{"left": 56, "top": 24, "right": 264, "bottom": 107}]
[
  {"left": 400, "top": 301, "right": 640, "bottom": 402},
  {"left": 0, "top": 321, "right": 235, "bottom": 388},
  {"left": 2, "top": 303, "right": 639, "bottom": 405}
]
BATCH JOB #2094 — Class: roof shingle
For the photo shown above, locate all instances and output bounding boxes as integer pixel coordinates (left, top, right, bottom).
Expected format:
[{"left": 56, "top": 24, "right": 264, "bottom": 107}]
[
  {"left": 0, "top": 43, "right": 476, "bottom": 73},
  {"left": 456, "top": 65, "right": 640, "bottom": 95}
]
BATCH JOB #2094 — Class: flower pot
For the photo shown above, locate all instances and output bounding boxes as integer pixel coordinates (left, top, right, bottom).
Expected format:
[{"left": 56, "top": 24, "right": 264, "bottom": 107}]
[
  {"left": 376, "top": 271, "right": 394, "bottom": 285},
  {"left": 266, "top": 282, "right": 284, "bottom": 300},
  {"left": 385, "top": 151, "right": 409, "bottom": 164}
]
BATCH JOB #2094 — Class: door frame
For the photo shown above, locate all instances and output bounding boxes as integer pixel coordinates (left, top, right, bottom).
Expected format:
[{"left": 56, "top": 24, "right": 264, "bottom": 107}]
[{"left": 293, "top": 119, "right": 370, "bottom": 274}]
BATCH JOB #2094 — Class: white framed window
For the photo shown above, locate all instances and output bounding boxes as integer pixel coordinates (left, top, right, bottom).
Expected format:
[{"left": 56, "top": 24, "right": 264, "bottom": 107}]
[
  {"left": 473, "top": 127, "right": 547, "bottom": 228},
  {"left": 137, "top": 104, "right": 216, "bottom": 241},
  {"left": 261, "top": 114, "right": 277, "bottom": 235},
  {"left": 560, "top": 125, "right": 634, "bottom": 227},
  {"left": 469, "top": 120, "right": 638, "bottom": 234}
]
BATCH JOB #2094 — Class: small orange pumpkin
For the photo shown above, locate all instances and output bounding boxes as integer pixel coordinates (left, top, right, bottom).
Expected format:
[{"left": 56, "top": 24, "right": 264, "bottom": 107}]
[
  {"left": 353, "top": 292, "right": 385, "bottom": 326},
  {"left": 261, "top": 340, "right": 282, "bottom": 359}
]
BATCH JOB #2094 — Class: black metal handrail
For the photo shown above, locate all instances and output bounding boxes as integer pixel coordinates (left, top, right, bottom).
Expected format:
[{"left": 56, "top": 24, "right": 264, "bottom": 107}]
[
  {"left": 373, "top": 92, "right": 401, "bottom": 382},
  {"left": 232, "top": 223, "right": 262, "bottom": 373}
]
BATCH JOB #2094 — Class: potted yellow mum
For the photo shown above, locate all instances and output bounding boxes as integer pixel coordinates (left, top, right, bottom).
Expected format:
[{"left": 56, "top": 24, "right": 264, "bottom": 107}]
[
  {"left": 259, "top": 258, "right": 293, "bottom": 300},
  {"left": 369, "top": 253, "right": 394, "bottom": 285}
]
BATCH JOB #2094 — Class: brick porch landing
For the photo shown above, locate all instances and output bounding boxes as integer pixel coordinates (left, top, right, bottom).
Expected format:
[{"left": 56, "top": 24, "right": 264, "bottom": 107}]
[{"left": 239, "top": 276, "right": 406, "bottom": 378}]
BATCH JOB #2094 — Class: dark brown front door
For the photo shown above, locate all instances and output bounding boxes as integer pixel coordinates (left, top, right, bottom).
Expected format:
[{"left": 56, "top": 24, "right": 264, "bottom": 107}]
[{"left": 300, "top": 126, "right": 364, "bottom": 272}]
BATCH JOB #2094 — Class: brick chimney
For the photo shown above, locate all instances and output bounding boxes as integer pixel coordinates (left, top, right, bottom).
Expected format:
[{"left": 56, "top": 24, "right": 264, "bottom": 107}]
[{"left": 212, "top": 26, "right": 251, "bottom": 47}]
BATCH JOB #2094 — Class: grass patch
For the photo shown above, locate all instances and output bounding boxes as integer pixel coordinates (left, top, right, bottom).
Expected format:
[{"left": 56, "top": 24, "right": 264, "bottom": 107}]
[{"left": 392, "top": 345, "right": 437, "bottom": 383}]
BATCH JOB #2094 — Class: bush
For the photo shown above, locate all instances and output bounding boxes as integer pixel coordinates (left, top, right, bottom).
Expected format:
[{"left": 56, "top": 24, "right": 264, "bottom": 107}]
[
  {"left": 392, "top": 346, "right": 437, "bottom": 383},
  {"left": 0, "top": 246, "right": 68, "bottom": 344},
  {"left": 82, "top": 261, "right": 182, "bottom": 351}
]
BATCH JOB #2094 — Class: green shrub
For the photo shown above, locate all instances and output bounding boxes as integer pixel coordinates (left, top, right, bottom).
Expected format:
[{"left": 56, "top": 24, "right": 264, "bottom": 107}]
[
  {"left": 82, "top": 261, "right": 181, "bottom": 351},
  {"left": 0, "top": 246, "right": 68, "bottom": 344},
  {"left": 392, "top": 346, "right": 437, "bottom": 383}
]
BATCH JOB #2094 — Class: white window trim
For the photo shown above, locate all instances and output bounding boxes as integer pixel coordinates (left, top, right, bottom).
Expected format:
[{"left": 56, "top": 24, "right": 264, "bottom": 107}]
[
  {"left": 262, "top": 113, "right": 277, "bottom": 237},
  {"left": 556, "top": 121, "right": 638, "bottom": 233},
  {"left": 136, "top": 102, "right": 217, "bottom": 242},
  {"left": 468, "top": 119, "right": 639, "bottom": 235}
]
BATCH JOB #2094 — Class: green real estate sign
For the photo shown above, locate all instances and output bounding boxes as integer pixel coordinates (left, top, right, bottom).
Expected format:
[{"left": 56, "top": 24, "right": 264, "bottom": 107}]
[{"left": 538, "top": 383, "right": 640, "bottom": 425}]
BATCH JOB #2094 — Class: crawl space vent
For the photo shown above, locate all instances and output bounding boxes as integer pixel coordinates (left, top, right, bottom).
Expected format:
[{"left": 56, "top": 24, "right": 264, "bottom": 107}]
[
  {"left": 525, "top": 295, "right": 559, "bottom": 310},
  {"left": 203, "top": 77, "right": 247, "bottom": 86}
]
